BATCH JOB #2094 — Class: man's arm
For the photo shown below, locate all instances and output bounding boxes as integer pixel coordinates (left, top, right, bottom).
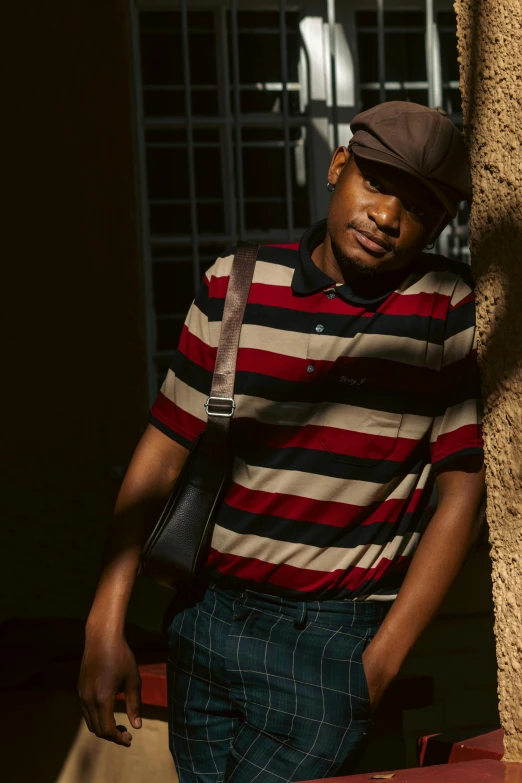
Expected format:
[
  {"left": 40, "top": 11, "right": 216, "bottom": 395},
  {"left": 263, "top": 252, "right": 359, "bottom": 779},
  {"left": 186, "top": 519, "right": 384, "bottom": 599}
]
[
  {"left": 362, "top": 455, "right": 485, "bottom": 708},
  {"left": 78, "top": 424, "right": 189, "bottom": 746}
]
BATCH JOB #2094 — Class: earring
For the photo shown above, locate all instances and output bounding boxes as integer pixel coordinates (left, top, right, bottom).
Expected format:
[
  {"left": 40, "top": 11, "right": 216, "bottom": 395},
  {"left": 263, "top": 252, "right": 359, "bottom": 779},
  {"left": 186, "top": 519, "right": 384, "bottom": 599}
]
[{"left": 326, "top": 181, "right": 335, "bottom": 192}]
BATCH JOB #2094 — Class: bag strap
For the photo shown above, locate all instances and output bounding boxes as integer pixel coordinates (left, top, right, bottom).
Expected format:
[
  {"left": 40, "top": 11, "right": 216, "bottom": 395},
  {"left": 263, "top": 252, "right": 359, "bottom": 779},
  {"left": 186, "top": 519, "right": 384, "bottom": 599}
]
[{"left": 204, "top": 241, "right": 259, "bottom": 438}]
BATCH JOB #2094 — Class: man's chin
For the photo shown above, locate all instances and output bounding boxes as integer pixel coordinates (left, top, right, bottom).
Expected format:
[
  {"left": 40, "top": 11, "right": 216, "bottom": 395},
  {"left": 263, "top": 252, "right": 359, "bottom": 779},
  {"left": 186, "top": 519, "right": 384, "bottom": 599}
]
[{"left": 332, "top": 241, "right": 389, "bottom": 278}]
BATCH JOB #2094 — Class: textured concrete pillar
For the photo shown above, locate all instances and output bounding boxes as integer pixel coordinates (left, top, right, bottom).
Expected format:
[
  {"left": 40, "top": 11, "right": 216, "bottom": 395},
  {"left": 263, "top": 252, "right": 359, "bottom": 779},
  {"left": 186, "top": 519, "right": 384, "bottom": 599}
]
[{"left": 454, "top": 0, "right": 522, "bottom": 762}]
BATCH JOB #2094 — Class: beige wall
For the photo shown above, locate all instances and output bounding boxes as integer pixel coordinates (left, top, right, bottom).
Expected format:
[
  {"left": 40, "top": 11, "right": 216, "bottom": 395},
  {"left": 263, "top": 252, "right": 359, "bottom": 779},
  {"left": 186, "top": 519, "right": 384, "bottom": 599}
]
[
  {"left": 2, "top": 0, "right": 170, "bottom": 631},
  {"left": 455, "top": 0, "right": 522, "bottom": 763}
]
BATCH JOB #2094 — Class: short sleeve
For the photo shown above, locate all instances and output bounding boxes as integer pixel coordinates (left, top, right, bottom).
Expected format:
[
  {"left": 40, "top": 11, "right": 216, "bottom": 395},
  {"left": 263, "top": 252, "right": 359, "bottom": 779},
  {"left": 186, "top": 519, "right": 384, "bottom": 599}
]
[
  {"left": 149, "top": 271, "right": 217, "bottom": 449},
  {"left": 430, "top": 275, "right": 484, "bottom": 470}
]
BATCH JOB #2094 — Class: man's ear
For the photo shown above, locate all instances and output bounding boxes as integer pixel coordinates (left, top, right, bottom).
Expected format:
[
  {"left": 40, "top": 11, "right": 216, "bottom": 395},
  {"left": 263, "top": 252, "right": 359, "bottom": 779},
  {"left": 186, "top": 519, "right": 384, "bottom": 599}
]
[
  {"left": 328, "top": 146, "right": 351, "bottom": 187},
  {"left": 427, "top": 212, "right": 451, "bottom": 246}
]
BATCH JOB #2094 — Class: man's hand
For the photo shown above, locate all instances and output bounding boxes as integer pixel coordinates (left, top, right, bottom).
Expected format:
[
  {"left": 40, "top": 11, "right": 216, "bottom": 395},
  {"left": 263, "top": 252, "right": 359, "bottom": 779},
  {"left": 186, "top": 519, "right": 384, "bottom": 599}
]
[
  {"left": 77, "top": 426, "right": 189, "bottom": 744},
  {"left": 362, "top": 640, "right": 398, "bottom": 713},
  {"left": 78, "top": 632, "right": 142, "bottom": 747},
  {"left": 359, "top": 456, "right": 485, "bottom": 712}
]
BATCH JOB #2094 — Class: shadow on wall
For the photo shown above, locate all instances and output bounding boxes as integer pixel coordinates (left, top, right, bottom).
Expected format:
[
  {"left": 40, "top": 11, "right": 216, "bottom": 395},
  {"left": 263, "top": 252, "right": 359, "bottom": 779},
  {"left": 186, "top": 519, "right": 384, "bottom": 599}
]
[{"left": 457, "top": 0, "right": 522, "bottom": 408}]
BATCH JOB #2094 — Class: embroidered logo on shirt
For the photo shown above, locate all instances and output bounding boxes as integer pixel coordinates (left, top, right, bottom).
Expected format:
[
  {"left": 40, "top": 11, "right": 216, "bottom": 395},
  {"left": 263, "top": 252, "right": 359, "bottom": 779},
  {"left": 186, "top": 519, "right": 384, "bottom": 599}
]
[{"left": 339, "top": 376, "right": 367, "bottom": 385}]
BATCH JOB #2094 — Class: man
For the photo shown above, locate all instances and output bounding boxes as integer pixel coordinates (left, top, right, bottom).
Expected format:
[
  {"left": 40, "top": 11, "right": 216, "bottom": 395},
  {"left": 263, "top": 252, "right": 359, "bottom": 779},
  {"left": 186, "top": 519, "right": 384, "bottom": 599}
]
[{"left": 79, "top": 102, "right": 485, "bottom": 781}]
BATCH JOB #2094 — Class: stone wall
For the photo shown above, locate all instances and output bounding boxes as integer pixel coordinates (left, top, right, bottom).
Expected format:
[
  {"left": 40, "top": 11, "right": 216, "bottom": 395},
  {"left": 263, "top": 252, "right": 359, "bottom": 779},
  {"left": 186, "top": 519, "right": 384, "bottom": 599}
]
[
  {"left": 454, "top": 0, "right": 522, "bottom": 762},
  {"left": 1, "top": 0, "right": 170, "bottom": 631}
]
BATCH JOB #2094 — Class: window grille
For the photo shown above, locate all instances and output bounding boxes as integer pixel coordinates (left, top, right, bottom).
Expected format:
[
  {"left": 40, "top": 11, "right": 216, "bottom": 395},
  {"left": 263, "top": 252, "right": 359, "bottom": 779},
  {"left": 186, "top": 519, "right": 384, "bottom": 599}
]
[{"left": 130, "top": 1, "right": 469, "bottom": 402}]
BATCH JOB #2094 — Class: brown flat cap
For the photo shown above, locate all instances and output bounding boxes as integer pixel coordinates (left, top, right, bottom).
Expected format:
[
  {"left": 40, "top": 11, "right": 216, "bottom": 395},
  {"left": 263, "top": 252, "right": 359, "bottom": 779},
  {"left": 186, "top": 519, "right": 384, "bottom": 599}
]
[{"left": 348, "top": 101, "right": 471, "bottom": 218}]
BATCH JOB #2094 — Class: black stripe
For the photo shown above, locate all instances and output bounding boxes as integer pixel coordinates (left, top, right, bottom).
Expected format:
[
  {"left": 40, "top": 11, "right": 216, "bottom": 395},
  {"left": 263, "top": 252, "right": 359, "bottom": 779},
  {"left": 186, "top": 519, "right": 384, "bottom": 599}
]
[
  {"left": 148, "top": 413, "right": 195, "bottom": 450},
  {"left": 238, "top": 303, "right": 447, "bottom": 345},
  {"left": 236, "top": 371, "right": 442, "bottom": 416},
  {"left": 169, "top": 353, "right": 444, "bottom": 417},
  {"left": 194, "top": 279, "right": 210, "bottom": 316},
  {"left": 216, "top": 502, "right": 431, "bottom": 549},
  {"left": 432, "top": 446, "right": 483, "bottom": 471},
  {"left": 203, "top": 566, "right": 404, "bottom": 602},
  {"left": 233, "top": 441, "right": 430, "bottom": 483},
  {"left": 445, "top": 298, "right": 476, "bottom": 340}
]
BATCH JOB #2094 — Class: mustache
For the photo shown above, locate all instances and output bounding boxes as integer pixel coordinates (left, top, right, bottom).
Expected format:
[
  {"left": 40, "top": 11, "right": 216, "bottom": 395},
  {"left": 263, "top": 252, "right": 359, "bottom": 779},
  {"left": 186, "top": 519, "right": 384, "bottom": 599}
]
[{"left": 346, "top": 221, "right": 397, "bottom": 258}]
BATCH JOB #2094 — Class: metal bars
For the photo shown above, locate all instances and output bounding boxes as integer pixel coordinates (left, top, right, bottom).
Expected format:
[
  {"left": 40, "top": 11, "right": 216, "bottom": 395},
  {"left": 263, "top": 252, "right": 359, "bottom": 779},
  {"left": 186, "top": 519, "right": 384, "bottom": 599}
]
[
  {"left": 425, "top": 0, "right": 435, "bottom": 106},
  {"left": 231, "top": 0, "right": 246, "bottom": 238},
  {"left": 327, "top": 0, "right": 339, "bottom": 150},
  {"left": 181, "top": 0, "right": 200, "bottom": 291},
  {"left": 129, "top": 1, "right": 157, "bottom": 404},
  {"left": 279, "top": 0, "right": 294, "bottom": 241},
  {"left": 377, "top": 0, "right": 386, "bottom": 104},
  {"left": 217, "top": 7, "right": 237, "bottom": 245}
]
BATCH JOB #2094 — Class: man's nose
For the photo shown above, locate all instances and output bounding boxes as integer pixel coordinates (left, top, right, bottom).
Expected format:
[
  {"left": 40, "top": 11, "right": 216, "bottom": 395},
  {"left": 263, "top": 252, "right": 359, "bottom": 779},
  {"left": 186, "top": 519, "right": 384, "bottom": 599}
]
[{"left": 367, "top": 195, "right": 401, "bottom": 234}]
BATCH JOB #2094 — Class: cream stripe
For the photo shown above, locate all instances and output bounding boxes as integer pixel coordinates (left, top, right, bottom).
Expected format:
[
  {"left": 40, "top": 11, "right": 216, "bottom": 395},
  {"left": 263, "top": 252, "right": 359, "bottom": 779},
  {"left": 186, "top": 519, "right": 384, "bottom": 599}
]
[
  {"left": 401, "top": 270, "right": 458, "bottom": 297},
  {"left": 232, "top": 457, "right": 418, "bottom": 506},
  {"left": 186, "top": 303, "right": 212, "bottom": 345},
  {"left": 372, "top": 530, "right": 420, "bottom": 567},
  {"left": 209, "top": 255, "right": 295, "bottom": 288},
  {"left": 160, "top": 380, "right": 434, "bottom": 445},
  {"left": 244, "top": 395, "right": 432, "bottom": 440},
  {"left": 239, "top": 324, "right": 443, "bottom": 369},
  {"left": 451, "top": 276, "right": 473, "bottom": 306},
  {"left": 240, "top": 324, "right": 309, "bottom": 359},
  {"left": 442, "top": 326, "right": 474, "bottom": 367},
  {"left": 208, "top": 254, "right": 233, "bottom": 279},
  {"left": 431, "top": 398, "right": 479, "bottom": 441},
  {"left": 211, "top": 525, "right": 420, "bottom": 573},
  {"left": 253, "top": 259, "right": 295, "bottom": 287},
  {"left": 160, "top": 373, "right": 208, "bottom": 423}
]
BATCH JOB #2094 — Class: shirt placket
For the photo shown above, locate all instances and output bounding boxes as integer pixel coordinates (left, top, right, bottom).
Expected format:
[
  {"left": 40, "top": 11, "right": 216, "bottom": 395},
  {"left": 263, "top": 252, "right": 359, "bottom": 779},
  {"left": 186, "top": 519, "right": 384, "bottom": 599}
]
[{"left": 305, "top": 286, "right": 338, "bottom": 379}]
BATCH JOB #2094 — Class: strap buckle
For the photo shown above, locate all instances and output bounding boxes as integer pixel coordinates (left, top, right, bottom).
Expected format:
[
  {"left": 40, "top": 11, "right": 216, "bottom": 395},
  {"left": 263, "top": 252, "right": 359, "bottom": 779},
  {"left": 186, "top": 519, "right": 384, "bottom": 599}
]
[{"left": 204, "top": 396, "right": 236, "bottom": 418}]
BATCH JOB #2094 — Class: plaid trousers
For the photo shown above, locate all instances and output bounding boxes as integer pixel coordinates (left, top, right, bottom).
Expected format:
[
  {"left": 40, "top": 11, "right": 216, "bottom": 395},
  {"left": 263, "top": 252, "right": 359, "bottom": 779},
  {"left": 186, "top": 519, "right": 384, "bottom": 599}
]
[{"left": 166, "top": 582, "right": 387, "bottom": 783}]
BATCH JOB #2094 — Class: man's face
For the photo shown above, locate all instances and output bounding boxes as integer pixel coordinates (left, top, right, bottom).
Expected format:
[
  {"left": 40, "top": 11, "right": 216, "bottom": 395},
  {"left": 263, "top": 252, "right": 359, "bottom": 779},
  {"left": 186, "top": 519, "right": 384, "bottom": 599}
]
[{"left": 326, "top": 149, "right": 447, "bottom": 277}]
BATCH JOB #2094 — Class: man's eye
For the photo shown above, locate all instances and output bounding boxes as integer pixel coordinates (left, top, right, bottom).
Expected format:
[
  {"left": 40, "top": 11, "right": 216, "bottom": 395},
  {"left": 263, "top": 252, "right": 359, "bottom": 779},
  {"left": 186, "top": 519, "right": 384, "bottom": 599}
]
[
  {"left": 408, "top": 204, "right": 425, "bottom": 218},
  {"left": 366, "top": 177, "right": 381, "bottom": 190}
]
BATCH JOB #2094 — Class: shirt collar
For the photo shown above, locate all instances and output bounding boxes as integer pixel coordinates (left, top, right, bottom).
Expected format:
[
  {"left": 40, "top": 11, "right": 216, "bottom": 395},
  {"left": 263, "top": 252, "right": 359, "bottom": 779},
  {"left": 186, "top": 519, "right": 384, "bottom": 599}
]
[
  {"left": 292, "top": 218, "right": 418, "bottom": 306},
  {"left": 292, "top": 219, "right": 335, "bottom": 296}
]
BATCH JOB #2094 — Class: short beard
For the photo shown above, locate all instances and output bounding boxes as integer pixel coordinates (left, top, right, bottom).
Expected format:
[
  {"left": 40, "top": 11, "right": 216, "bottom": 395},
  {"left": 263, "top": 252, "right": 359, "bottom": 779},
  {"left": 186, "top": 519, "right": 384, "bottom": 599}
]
[{"left": 331, "top": 237, "right": 379, "bottom": 278}]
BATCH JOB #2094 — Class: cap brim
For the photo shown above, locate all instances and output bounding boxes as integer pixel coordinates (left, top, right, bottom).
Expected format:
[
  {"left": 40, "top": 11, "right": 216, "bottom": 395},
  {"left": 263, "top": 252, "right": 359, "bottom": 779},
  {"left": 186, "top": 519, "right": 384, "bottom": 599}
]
[{"left": 351, "top": 145, "right": 458, "bottom": 218}]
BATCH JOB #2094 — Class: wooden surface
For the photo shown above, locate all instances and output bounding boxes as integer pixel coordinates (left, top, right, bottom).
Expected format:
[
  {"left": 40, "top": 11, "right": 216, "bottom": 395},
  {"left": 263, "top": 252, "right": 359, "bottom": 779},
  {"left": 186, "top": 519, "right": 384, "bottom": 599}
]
[{"left": 297, "top": 758, "right": 522, "bottom": 782}]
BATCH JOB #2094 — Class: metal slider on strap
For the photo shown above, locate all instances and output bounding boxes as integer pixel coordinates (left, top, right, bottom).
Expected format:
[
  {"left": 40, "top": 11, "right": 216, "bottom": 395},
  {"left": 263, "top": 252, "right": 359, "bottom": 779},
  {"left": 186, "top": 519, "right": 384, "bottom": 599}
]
[{"left": 204, "top": 396, "right": 236, "bottom": 418}]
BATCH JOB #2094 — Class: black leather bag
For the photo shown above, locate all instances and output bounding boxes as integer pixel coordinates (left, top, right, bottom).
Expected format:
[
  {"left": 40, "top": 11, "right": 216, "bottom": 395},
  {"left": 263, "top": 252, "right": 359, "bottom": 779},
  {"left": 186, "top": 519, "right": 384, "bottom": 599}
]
[{"left": 138, "top": 242, "right": 259, "bottom": 589}]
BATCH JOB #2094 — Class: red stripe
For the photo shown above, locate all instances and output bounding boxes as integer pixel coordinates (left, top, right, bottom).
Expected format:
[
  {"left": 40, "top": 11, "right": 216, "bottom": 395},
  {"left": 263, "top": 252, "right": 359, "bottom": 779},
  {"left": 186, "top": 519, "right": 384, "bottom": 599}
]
[
  {"left": 224, "top": 482, "right": 367, "bottom": 527},
  {"left": 151, "top": 392, "right": 206, "bottom": 440},
  {"left": 206, "top": 549, "right": 413, "bottom": 594},
  {"left": 236, "top": 346, "right": 440, "bottom": 394},
  {"left": 319, "top": 422, "right": 408, "bottom": 463},
  {"left": 233, "top": 418, "right": 420, "bottom": 464},
  {"left": 211, "top": 275, "right": 230, "bottom": 300},
  {"left": 236, "top": 348, "right": 328, "bottom": 381},
  {"left": 339, "top": 553, "right": 411, "bottom": 590},
  {"left": 224, "top": 482, "right": 418, "bottom": 528},
  {"left": 266, "top": 242, "right": 300, "bottom": 250},
  {"left": 431, "top": 424, "right": 483, "bottom": 463},
  {"left": 211, "top": 275, "right": 451, "bottom": 321},
  {"left": 406, "top": 487, "right": 425, "bottom": 514},
  {"left": 247, "top": 282, "right": 367, "bottom": 316},
  {"left": 178, "top": 325, "right": 216, "bottom": 371},
  {"left": 378, "top": 290, "right": 450, "bottom": 320}
]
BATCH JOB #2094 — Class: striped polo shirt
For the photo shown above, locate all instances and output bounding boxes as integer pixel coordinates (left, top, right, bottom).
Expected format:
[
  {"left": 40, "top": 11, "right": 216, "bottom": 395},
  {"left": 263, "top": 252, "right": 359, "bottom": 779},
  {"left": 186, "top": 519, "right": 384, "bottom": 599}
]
[{"left": 150, "top": 220, "right": 483, "bottom": 601}]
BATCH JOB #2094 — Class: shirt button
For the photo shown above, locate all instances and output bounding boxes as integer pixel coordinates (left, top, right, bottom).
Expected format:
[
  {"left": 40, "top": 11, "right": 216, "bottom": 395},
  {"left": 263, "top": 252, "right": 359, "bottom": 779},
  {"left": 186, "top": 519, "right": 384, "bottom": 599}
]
[
  {"left": 315, "top": 324, "right": 324, "bottom": 334},
  {"left": 307, "top": 364, "right": 315, "bottom": 374}
]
